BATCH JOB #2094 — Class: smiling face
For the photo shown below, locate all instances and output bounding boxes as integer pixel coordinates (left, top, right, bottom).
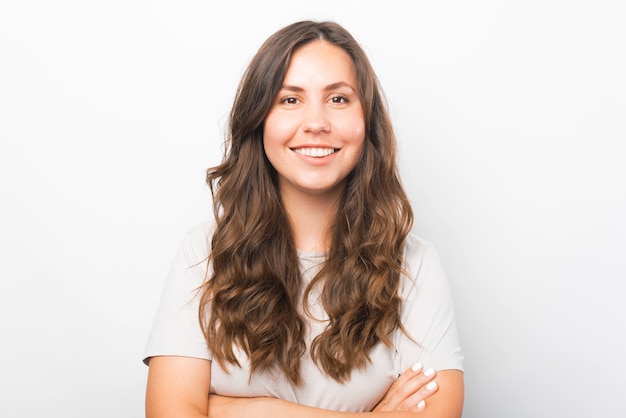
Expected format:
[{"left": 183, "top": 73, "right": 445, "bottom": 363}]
[{"left": 263, "top": 40, "right": 366, "bottom": 203}]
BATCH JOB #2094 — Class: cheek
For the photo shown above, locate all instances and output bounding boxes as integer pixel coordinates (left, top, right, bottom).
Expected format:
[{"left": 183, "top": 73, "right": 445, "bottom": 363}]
[
  {"left": 262, "top": 115, "right": 277, "bottom": 146},
  {"left": 350, "top": 122, "right": 367, "bottom": 160},
  {"left": 334, "top": 108, "right": 366, "bottom": 144},
  {"left": 356, "top": 124, "right": 366, "bottom": 144},
  {"left": 263, "top": 111, "right": 298, "bottom": 143},
  {"left": 262, "top": 114, "right": 289, "bottom": 166},
  {"left": 343, "top": 119, "right": 366, "bottom": 147}
]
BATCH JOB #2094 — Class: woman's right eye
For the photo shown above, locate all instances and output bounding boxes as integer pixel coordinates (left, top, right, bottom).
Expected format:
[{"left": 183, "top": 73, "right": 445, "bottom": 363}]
[{"left": 281, "top": 97, "right": 299, "bottom": 105}]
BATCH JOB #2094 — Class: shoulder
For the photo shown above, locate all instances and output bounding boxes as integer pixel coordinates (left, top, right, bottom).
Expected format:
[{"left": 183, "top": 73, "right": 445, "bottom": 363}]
[
  {"left": 176, "top": 220, "right": 215, "bottom": 265},
  {"left": 142, "top": 221, "right": 216, "bottom": 364},
  {"left": 402, "top": 233, "right": 442, "bottom": 277},
  {"left": 394, "top": 233, "right": 464, "bottom": 372},
  {"left": 399, "top": 232, "right": 450, "bottom": 299},
  {"left": 183, "top": 219, "right": 215, "bottom": 244}
]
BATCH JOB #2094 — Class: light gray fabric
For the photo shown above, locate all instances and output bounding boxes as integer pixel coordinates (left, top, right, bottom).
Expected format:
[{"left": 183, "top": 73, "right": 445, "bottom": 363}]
[{"left": 144, "top": 221, "right": 463, "bottom": 412}]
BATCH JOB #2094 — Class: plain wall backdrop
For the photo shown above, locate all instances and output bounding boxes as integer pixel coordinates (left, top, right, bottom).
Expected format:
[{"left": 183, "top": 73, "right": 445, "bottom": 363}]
[{"left": 1, "top": 1, "right": 624, "bottom": 417}]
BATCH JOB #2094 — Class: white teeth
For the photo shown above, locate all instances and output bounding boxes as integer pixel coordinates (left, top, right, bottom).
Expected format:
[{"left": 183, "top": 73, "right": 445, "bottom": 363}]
[{"left": 293, "top": 147, "right": 336, "bottom": 157}]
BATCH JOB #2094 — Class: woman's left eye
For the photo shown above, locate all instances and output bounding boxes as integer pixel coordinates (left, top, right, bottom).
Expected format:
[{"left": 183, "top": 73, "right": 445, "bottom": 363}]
[{"left": 330, "top": 96, "right": 348, "bottom": 104}]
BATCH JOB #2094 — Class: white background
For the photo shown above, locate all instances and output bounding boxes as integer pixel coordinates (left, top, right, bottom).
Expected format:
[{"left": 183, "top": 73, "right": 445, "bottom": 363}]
[{"left": 1, "top": 1, "right": 624, "bottom": 417}]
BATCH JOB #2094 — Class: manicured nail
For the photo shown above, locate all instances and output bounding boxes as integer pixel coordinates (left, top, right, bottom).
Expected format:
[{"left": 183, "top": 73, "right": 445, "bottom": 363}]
[
  {"left": 426, "top": 381, "right": 438, "bottom": 391},
  {"left": 424, "top": 368, "right": 436, "bottom": 377},
  {"left": 416, "top": 400, "right": 426, "bottom": 410},
  {"left": 411, "top": 362, "right": 423, "bottom": 372}
]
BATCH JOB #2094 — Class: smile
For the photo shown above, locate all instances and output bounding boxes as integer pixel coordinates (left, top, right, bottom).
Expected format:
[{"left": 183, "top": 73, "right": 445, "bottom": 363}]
[{"left": 292, "top": 147, "right": 338, "bottom": 157}]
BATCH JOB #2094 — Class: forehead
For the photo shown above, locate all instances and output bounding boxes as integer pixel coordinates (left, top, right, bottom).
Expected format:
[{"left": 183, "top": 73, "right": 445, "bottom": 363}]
[{"left": 282, "top": 40, "right": 357, "bottom": 86}]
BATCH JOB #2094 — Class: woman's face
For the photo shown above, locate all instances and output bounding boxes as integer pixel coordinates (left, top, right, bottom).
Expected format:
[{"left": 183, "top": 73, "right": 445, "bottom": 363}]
[{"left": 263, "top": 40, "right": 366, "bottom": 201}]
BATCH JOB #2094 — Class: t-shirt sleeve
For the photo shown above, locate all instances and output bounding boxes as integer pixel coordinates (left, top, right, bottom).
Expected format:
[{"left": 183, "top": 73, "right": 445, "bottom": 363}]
[
  {"left": 393, "top": 236, "right": 464, "bottom": 373},
  {"left": 143, "top": 223, "right": 213, "bottom": 364}
]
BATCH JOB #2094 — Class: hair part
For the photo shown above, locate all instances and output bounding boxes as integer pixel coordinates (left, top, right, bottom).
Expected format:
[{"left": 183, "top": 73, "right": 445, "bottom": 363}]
[{"left": 200, "top": 20, "right": 413, "bottom": 385}]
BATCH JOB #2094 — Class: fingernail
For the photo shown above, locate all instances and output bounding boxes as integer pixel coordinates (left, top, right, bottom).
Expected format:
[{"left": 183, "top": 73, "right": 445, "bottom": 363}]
[
  {"left": 411, "top": 362, "right": 423, "bottom": 372},
  {"left": 426, "top": 381, "right": 438, "bottom": 391},
  {"left": 416, "top": 400, "right": 426, "bottom": 410},
  {"left": 424, "top": 368, "right": 436, "bottom": 377}
]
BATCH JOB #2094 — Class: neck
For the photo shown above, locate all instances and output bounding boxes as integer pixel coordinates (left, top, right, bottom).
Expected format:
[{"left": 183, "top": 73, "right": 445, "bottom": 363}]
[{"left": 280, "top": 185, "right": 343, "bottom": 252}]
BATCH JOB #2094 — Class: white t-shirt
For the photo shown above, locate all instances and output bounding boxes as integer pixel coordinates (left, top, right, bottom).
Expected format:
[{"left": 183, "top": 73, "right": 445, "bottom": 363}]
[{"left": 144, "top": 221, "right": 463, "bottom": 412}]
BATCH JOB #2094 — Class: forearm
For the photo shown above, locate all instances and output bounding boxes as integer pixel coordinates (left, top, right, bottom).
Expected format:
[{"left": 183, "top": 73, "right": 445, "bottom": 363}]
[
  {"left": 208, "top": 369, "right": 463, "bottom": 418},
  {"left": 209, "top": 395, "right": 460, "bottom": 418},
  {"left": 254, "top": 398, "right": 457, "bottom": 418}
]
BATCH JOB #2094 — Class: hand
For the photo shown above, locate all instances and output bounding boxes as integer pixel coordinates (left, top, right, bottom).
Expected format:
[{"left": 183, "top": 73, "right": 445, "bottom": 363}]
[{"left": 372, "top": 363, "right": 439, "bottom": 413}]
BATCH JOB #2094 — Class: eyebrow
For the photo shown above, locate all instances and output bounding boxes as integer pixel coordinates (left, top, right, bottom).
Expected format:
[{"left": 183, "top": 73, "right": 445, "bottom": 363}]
[{"left": 280, "top": 82, "right": 357, "bottom": 93}]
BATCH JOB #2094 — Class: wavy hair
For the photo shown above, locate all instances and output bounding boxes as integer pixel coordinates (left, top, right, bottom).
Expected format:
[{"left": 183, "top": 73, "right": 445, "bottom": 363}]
[{"left": 199, "top": 21, "right": 413, "bottom": 385}]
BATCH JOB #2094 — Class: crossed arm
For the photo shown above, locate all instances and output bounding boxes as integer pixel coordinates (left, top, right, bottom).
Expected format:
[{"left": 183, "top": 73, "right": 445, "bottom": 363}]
[{"left": 145, "top": 356, "right": 463, "bottom": 418}]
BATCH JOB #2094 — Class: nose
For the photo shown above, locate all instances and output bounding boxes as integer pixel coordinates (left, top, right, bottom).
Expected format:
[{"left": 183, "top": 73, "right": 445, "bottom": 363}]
[{"left": 302, "top": 102, "right": 330, "bottom": 134}]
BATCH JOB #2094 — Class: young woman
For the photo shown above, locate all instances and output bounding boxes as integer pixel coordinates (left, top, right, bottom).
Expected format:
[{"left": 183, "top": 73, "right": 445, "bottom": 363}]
[{"left": 144, "top": 21, "right": 464, "bottom": 417}]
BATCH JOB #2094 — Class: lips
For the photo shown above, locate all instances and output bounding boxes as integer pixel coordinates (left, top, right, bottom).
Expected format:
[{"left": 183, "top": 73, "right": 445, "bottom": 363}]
[{"left": 291, "top": 147, "right": 338, "bottom": 157}]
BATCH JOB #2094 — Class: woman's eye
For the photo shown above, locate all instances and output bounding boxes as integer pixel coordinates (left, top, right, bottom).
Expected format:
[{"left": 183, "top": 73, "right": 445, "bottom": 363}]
[
  {"left": 282, "top": 97, "right": 299, "bottom": 105},
  {"left": 331, "top": 96, "right": 348, "bottom": 104}
]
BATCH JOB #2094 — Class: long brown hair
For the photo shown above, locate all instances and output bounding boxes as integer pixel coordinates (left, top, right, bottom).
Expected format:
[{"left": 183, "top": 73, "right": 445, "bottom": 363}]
[{"left": 200, "top": 21, "right": 413, "bottom": 385}]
